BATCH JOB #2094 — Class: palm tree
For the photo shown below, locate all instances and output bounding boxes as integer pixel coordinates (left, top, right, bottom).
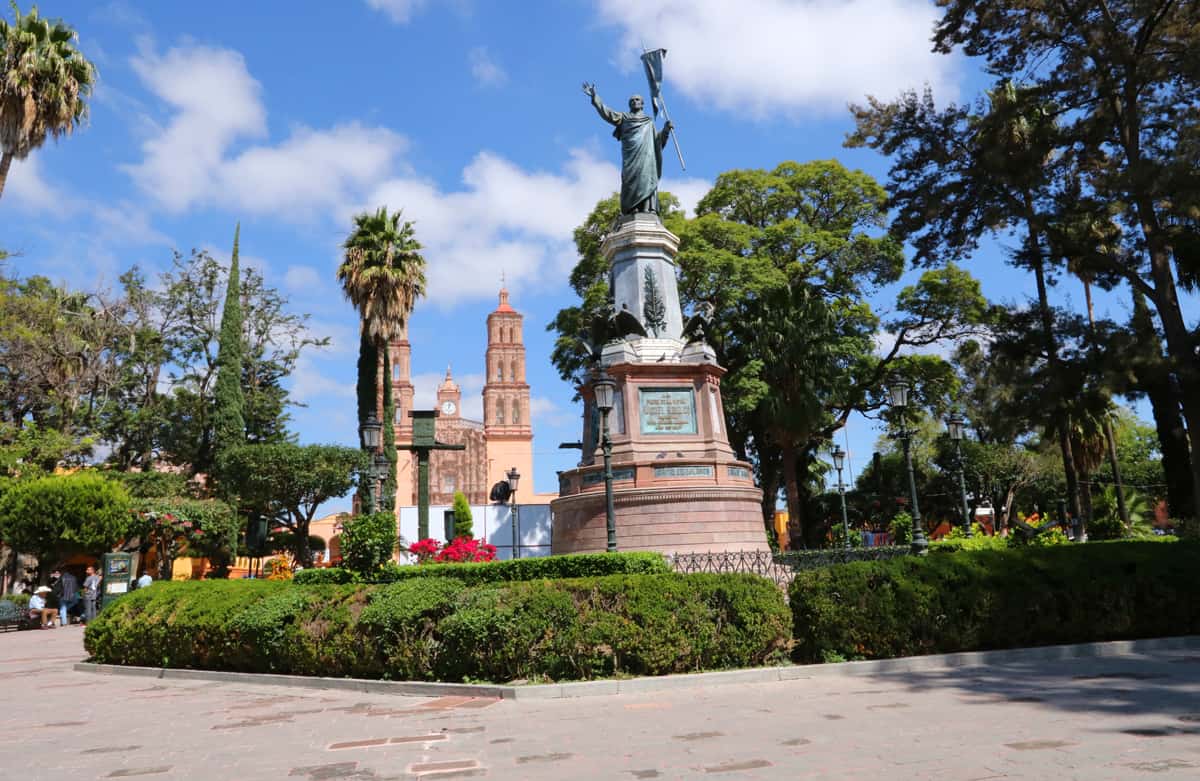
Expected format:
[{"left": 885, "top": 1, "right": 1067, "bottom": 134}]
[
  {"left": 338, "top": 207, "right": 426, "bottom": 511},
  {"left": 0, "top": 4, "right": 97, "bottom": 199}
]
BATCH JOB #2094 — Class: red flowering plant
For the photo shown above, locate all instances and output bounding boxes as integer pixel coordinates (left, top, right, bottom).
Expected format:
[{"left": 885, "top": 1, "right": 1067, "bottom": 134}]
[
  {"left": 407, "top": 537, "right": 497, "bottom": 564},
  {"left": 434, "top": 537, "right": 497, "bottom": 563},
  {"left": 408, "top": 538, "right": 441, "bottom": 564}
]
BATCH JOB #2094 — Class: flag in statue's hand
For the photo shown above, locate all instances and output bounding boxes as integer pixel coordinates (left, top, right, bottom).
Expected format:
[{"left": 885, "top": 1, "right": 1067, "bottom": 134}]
[{"left": 640, "top": 48, "right": 667, "bottom": 117}]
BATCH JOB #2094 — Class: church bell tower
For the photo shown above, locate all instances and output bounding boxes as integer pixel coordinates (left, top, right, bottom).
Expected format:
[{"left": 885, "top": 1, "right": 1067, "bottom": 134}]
[{"left": 483, "top": 287, "right": 533, "bottom": 493}]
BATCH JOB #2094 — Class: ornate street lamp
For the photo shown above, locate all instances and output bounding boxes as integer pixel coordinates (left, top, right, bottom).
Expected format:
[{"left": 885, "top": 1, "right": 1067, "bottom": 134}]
[
  {"left": 506, "top": 466, "right": 521, "bottom": 559},
  {"left": 887, "top": 379, "right": 928, "bottom": 554},
  {"left": 832, "top": 444, "right": 850, "bottom": 550},
  {"left": 947, "top": 411, "right": 971, "bottom": 537},
  {"left": 358, "top": 413, "right": 383, "bottom": 513},
  {"left": 359, "top": 413, "right": 381, "bottom": 451},
  {"left": 592, "top": 372, "right": 618, "bottom": 552}
]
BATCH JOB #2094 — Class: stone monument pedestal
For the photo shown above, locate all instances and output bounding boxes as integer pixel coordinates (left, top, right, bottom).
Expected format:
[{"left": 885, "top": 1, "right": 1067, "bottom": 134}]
[{"left": 551, "top": 215, "right": 768, "bottom": 555}]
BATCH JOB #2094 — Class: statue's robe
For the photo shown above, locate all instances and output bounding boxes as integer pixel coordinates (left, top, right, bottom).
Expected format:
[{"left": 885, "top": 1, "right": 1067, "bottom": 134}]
[{"left": 593, "top": 104, "right": 664, "bottom": 214}]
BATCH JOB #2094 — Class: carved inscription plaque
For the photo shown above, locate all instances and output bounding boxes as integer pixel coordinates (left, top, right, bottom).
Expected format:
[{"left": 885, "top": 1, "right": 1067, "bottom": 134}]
[{"left": 639, "top": 388, "right": 697, "bottom": 435}]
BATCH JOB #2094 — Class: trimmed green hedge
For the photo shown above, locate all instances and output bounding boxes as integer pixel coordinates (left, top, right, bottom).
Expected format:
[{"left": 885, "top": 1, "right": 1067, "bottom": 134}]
[
  {"left": 790, "top": 541, "right": 1200, "bottom": 663},
  {"left": 85, "top": 572, "right": 790, "bottom": 682},
  {"left": 293, "top": 551, "right": 670, "bottom": 586}
]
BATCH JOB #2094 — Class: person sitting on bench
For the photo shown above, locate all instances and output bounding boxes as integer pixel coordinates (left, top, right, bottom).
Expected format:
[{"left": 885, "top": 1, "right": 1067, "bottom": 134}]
[{"left": 29, "top": 587, "right": 57, "bottom": 628}]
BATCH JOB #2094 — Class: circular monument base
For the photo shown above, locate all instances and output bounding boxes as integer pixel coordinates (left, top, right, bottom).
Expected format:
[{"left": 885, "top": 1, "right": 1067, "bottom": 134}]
[{"left": 551, "top": 484, "right": 768, "bottom": 555}]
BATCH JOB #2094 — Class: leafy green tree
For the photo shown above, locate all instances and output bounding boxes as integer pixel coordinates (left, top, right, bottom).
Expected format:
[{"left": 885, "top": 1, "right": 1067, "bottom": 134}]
[
  {"left": 451, "top": 490, "right": 473, "bottom": 539},
  {"left": 339, "top": 511, "right": 397, "bottom": 576},
  {"left": 212, "top": 225, "right": 246, "bottom": 486},
  {"left": 338, "top": 207, "right": 426, "bottom": 512},
  {"left": 880, "top": 0, "right": 1200, "bottom": 523},
  {"left": 128, "top": 496, "right": 239, "bottom": 579},
  {"left": 0, "top": 3, "right": 97, "bottom": 199},
  {"left": 0, "top": 472, "right": 130, "bottom": 579},
  {"left": 221, "top": 443, "right": 367, "bottom": 566}
]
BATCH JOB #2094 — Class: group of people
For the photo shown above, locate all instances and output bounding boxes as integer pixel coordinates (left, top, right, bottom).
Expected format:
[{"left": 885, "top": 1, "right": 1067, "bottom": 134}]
[
  {"left": 19, "top": 566, "right": 152, "bottom": 629},
  {"left": 24, "top": 567, "right": 100, "bottom": 629}
]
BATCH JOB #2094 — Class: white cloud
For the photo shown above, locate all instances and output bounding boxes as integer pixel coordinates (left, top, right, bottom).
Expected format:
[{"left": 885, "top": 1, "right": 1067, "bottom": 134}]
[
  {"left": 660, "top": 175, "right": 710, "bottom": 216},
  {"left": 469, "top": 46, "right": 507, "bottom": 87},
  {"left": 289, "top": 356, "right": 356, "bottom": 404},
  {"left": 530, "top": 396, "right": 573, "bottom": 427},
  {"left": 365, "top": 0, "right": 430, "bottom": 23},
  {"left": 362, "top": 148, "right": 619, "bottom": 306},
  {"left": 125, "top": 44, "right": 406, "bottom": 218},
  {"left": 594, "top": 0, "right": 959, "bottom": 118},
  {"left": 284, "top": 264, "right": 323, "bottom": 293},
  {"left": 4, "top": 155, "right": 69, "bottom": 212}
]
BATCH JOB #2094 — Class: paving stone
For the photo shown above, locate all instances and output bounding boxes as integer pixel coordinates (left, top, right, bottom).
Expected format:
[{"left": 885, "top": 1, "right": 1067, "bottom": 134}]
[{"left": 5, "top": 628, "right": 1200, "bottom": 781}]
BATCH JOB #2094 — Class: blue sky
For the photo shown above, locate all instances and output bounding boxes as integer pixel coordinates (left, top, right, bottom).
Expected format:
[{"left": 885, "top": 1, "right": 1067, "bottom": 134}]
[{"left": 3, "top": 1, "right": 1190, "bottom": 509}]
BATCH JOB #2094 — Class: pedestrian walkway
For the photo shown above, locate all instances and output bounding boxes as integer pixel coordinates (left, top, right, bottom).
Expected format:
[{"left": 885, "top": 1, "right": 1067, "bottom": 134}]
[{"left": 3, "top": 627, "right": 1198, "bottom": 779}]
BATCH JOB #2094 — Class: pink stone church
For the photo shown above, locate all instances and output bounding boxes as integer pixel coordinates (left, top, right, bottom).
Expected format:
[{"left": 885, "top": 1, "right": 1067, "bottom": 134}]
[{"left": 384, "top": 287, "right": 556, "bottom": 509}]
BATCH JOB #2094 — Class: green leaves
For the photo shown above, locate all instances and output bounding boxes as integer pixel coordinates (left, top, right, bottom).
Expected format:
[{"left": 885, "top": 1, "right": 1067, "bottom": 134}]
[{"left": 0, "top": 472, "right": 131, "bottom": 563}]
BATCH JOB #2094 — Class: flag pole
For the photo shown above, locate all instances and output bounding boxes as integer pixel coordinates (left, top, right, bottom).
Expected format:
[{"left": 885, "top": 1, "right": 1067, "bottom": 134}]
[{"left": 641, "top": 44, "right": 686, "bottom": 171}]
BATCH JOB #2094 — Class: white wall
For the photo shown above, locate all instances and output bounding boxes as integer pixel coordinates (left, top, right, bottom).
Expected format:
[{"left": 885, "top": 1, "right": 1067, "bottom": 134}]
[{"left": 396, "top": 503, "right": 551, "bottom": 562}]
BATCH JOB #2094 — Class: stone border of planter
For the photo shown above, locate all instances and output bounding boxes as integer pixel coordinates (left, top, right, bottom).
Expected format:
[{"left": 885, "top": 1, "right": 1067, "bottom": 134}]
[{"left": 74, "top": 634, "right": 1200, "bottom": 701}]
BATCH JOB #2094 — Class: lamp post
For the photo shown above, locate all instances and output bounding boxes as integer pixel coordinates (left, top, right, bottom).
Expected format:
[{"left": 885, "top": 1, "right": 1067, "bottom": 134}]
[
  {"left": 506, "top": 467, "right": 520, "bottom": 559},
  {"left": 832, "top": 445, "right": 850, "bottom": 550},
  {"left": 592, "top": 372, "right": 618, "bottom": 552},
  {"left": 887, "top": 380, "right": 928, "bottom": 555},
  {"left": 359, "top": 413, "right": 382, "bottom": 514},
  {"left": 946, "top": 412, "right": 972, "bottom": 537},
  {"left": 372, "top": 451, "right": 390, "bottom": 512}
]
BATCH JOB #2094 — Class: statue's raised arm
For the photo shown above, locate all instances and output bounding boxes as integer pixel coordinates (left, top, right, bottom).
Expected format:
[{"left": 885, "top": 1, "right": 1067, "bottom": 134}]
[
  {"left": 583, "top": 82, "right": 622, "bottom": 126},
  {"left": 582, "top": 81, "right": 666, "bottom": 215}
]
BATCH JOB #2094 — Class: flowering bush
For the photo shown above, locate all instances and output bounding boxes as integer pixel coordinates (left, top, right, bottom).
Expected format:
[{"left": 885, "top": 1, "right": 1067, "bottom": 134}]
[
  {"left": 408, "top": 538, "right": 441, "bottom": 563},
  {"left": 435, "top": 537, "right": 497, "bottom": 563},
  {"left": 407, "top": 537, "right": 497, "bottom": 564},
  {"left": 264, "top": 558, "right": 293, "bottom": 580}
]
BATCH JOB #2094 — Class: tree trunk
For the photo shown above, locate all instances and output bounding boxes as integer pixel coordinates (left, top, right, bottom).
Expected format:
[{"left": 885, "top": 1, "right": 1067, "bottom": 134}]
[
  {"left": 1132, "top": 192, "right": 1200, "bottom": 524},
  {"left": 1080, "top": 277, "right": 1131, "bottom": 528},
  {"left": 355, "top": 330, "right": 378, "bottom": 513},
  {"left": 781, "top": 444, "right": 805, "bottom": 548},
  {"left": 0, "top": 152, "right": 12, "bottom": 200},
  {"left": 1028, "top": 231, "right": 1083, "bottom": 529}
]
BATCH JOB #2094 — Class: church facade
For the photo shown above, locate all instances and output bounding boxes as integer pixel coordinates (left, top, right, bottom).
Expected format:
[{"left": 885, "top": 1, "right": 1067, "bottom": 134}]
[{"left": 386, "top": 287, "right": 537, "bottom": 508}]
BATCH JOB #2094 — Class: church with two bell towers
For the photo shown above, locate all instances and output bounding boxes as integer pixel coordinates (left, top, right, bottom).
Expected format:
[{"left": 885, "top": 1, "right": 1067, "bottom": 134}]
[{"left": 386, "top": 287, "right": 537, "bottom": 508}]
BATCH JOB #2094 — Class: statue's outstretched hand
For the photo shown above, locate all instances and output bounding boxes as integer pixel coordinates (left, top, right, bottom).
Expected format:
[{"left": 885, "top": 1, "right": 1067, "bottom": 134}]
[
  {"left": 582, "top": 82, "right": 596, "bottom": 98},
  {"left": 663, "top": 120, "right": 674, "bottom": 135}
]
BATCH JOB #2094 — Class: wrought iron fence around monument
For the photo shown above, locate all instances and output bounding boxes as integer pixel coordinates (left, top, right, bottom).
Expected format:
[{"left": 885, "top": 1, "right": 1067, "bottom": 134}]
[{"left": 666, "top": 547, "right": 910, "bottom": 587}]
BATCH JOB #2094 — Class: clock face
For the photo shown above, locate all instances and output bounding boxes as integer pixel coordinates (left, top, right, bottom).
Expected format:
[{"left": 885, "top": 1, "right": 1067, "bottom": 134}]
[{"left": 441, "top": 400, "right": 457, "bottom": 415}]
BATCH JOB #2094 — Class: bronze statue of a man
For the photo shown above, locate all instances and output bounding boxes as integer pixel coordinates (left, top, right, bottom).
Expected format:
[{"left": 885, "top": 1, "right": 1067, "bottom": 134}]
[{"left": 583, "top": 83, "right": 673, "bottom": 215}]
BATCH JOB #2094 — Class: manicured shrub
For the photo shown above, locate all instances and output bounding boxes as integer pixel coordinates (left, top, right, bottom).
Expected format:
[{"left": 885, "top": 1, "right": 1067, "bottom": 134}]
[
  {"left": 374, "top": 551, "right": 671, "bottom": 585},
  {"left": 293, "top": 567, "right": 358, "bottom": 585},
  {"left": 339, "top": 512, "right": 398, "bottom": 577},
  {"left": 790, "top": 541, "right": 1200, "bottom": 663},
  {"left": 84, "top": 571, "right": 790, "bottom": 683}
]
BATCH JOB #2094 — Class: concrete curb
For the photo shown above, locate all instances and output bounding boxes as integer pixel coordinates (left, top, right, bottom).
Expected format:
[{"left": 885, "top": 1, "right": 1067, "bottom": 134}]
[{"left": 74, "top": 634, "right": 1200, "bottom": 701}]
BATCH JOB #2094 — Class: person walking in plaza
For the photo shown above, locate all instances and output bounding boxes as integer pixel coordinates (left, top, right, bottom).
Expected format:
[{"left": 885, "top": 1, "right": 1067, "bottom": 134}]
[
  {"left": 82, "top": 565, "right": 101, "bottom": 624},
  {"left": 28, "top": 586, "right": 57, "bottom": 628},
  {"left": 51, "top": 569, "right": 80, "bottom": 626},
  {"left": 136, "top": 570, "right": 152, "bottom": 589}
]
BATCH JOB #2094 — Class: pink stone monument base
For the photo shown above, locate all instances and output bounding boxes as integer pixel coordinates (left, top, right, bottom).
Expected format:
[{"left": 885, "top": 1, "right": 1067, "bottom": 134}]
[{"left": 551, "top": 481, "right": 768, "bottom": 555}]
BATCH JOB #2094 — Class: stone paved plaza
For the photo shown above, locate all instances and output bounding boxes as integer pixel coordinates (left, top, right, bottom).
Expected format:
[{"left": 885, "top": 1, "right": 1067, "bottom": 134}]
[{"left": 3, "top": 628, "right": 1199, "bottom": 780}]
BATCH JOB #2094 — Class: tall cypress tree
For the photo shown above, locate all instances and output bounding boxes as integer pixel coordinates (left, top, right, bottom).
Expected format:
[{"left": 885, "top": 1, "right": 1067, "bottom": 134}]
[
  {"left": 381, "top": 351, "right": 397, "bottom": 511},
  {"left": 212, "top": 224, "right": 246, "bottom": 483},
  {"left": 355, "top": 330, "right": 378, "bottom": 513}
]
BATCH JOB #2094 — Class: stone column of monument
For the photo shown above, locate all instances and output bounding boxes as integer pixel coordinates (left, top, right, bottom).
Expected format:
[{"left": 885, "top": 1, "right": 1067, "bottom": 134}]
[{"left": 551, "top": 214, "right": 768, "bottom": 554}]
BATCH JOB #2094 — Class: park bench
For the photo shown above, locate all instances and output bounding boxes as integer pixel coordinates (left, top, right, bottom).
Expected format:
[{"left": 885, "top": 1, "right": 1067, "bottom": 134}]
[{"left": 0, "top": 599, "right": 37, "bottom": 631}]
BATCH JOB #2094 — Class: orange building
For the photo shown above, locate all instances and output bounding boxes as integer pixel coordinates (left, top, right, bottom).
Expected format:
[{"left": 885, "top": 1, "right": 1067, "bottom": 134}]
[{"left": 386, "top": 287, "right": 551, "bottom": 508}]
